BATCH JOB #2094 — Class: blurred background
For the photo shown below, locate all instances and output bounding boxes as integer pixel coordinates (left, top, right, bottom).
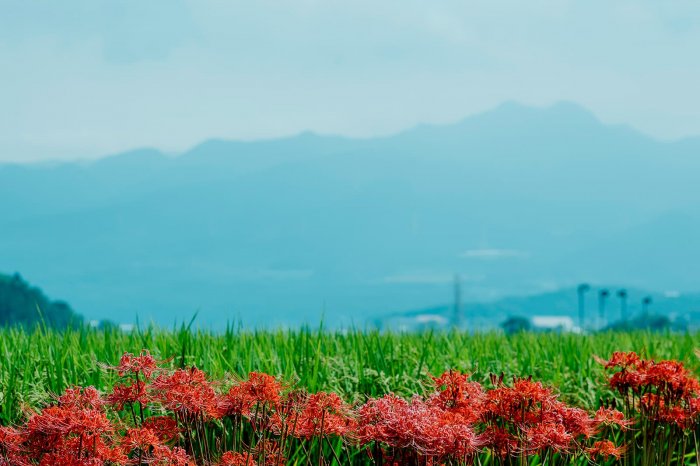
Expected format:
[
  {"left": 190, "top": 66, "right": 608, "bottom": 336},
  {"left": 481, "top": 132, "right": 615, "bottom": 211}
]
[{"left": 1, "top": 1, "right": 700, "bottom": 332}]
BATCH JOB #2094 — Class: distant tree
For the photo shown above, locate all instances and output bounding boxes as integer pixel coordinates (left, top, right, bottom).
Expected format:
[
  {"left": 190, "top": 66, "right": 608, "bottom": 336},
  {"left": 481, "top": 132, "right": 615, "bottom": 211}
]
[
  {"left": 642, "top": 296, "right": 653, "bottom": 317},
  {"left": 598, "top": 289, "right": 610, "bottom": 330},
  {"left": 97, "top": 319, "right": 119, "bottom": 331},
  {"left": 616, "top": 289, "right": 628, "bottom": 322},
  {"left": 607, "top": 312, "right": 670, "bottom": 332},
  {"left": 0, "top": 272, "right": 82, "bottom": 329},
  {"left": 501, "top": 316, "right": 531, "bottom": 335},
  {"left": 645, "top": 314, "right": 670, "bottom": 331},
  {"left": 576, "top": 283, "right": 591, "bottom": 330}
]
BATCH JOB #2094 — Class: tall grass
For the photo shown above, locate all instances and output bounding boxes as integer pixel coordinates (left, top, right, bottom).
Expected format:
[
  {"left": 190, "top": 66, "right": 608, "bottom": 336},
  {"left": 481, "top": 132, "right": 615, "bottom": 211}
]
[{"left": 1, "top": 326, "right": 698, "bottom": 426}]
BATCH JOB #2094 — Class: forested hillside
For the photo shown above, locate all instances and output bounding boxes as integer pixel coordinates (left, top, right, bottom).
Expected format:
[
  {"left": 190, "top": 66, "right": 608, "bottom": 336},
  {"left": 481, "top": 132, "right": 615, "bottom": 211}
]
[{"left": 0, "top": 272, "right": 81, "bottom": 328}]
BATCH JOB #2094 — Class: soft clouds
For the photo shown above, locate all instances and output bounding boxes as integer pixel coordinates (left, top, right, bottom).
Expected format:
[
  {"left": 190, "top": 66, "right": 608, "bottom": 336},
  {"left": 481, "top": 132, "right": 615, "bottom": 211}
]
[
  {"left": 1, "top": 1, "right": 699, "bottom": 161},
  {"left": 383, "top": 272, "right": 485, "bottom": 284},
  {"left": 461, "top": 249, "right": 530, "bottom": 260},
  {"left": 0, "top": 1, "right": 197, "bottom": 62}
]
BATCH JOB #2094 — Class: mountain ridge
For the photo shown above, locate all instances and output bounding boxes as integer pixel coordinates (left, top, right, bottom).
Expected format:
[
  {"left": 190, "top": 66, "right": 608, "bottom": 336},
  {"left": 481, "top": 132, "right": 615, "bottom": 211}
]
[
  {"left": 2, "top": 101, "right": 699, "bottom": 328},
  {"left": 3, "top": 101, "right": 694, "bottom": 170}
]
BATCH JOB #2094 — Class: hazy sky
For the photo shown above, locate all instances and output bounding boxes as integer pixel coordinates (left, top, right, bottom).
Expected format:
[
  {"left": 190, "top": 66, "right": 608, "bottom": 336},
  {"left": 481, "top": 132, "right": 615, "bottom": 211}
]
[{"left": 1, "top": 1, "right": 699, "bottom": 162}]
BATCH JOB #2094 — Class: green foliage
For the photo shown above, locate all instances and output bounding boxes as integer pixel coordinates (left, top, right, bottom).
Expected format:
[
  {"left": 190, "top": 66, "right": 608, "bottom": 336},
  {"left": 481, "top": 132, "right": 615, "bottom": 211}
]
[
  {"left": 0, "top": 327, "right": 699, "bottom": 427},
  {"left": 501, "top": 315, "right": 532, "bottom": 334},
  {"left": 607, "top": 313, "right": 672, "bottom": 331},
  {"left": 1, "top": 327, "right": 699, "bottom": 464},
  {"left": 0, "top": 272, "right": 82, "bottom": 329}
]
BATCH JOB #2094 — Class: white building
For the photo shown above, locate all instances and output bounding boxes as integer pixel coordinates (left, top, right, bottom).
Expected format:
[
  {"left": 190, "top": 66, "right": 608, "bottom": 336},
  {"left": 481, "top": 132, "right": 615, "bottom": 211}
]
[{"left": 530, "top": 316, "right": 576, "bottom": 333}]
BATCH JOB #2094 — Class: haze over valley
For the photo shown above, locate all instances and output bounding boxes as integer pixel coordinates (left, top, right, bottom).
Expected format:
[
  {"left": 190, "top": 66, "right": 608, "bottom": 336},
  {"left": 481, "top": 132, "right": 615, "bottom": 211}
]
[{"left": 2, "top": 101, "right": 700, "bottom": 328}]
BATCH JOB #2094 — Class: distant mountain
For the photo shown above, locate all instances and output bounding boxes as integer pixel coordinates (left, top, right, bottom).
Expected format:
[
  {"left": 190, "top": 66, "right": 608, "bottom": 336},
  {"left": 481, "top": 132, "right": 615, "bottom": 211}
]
[
  {"left": 0, "top": 272, "right": 82, "bottom": 329},
  {"left": 1, "top": 101, "right": 700, "bottom": 327}
]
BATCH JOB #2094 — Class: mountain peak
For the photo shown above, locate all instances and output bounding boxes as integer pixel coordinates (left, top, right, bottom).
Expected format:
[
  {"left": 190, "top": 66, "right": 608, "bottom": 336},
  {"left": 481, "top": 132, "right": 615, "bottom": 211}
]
[
  {"left": 396, "top": 100, "right": 611, "bottom": 145},
  {"left": 479, "top": 100, "right": 600, "bottom": 125}
]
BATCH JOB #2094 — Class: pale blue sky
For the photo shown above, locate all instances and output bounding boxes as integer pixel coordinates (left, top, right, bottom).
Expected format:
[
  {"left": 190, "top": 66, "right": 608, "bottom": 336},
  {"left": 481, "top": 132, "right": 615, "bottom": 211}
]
[{"left": 1, "top": 0, "right": 699, "bottom": 162}]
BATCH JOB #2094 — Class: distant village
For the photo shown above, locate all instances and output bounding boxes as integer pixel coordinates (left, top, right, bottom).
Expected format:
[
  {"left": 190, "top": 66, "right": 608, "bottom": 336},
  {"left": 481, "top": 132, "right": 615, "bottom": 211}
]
[{"left": 373, "top": 280, "right": 699, "bottom": 333}]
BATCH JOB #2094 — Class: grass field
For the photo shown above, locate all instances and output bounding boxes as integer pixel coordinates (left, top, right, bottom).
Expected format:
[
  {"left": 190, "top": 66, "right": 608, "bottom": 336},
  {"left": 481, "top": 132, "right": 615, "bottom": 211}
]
[
  {"left": 1, "top": 326, "right": 699, "bottom": 464},
  {"left": 2, "top": 326, "right": 699, "bottom": 423}
]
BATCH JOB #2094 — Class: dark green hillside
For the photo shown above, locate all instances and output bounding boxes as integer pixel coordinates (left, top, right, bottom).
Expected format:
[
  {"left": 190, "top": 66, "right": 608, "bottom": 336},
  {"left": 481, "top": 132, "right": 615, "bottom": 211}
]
[{"left": 0, "top": 272, "right": 82, "bottom": 328}]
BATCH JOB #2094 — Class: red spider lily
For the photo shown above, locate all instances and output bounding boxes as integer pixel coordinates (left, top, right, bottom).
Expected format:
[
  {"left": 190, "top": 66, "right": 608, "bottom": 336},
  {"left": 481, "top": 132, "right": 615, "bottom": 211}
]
[
  {"left": 689, "top": 396, "right": 700, "bottom": 422},
  {"left": 38, "top": 447, "right": 124, "bottom": 466},
  {"left": 121, "top": 426, "right": 194, "bottom": 464},
  {"left": 251, "top": 439, "right": 286, "bottom": 465},
  {"left": 601, "top": 351, "right": 700, "bottom": 464},
  {"left": 220, "top": 384, "right": 256, "bottom": 418},
  {"left": 121, "top": 426, "right": 162, "bottom": 453},
  {"left": 602, "top": 351, "right": 641, "bottom": 369},
  {"left": 512, "top": 377, "right": 553, "bottom": 400},
  {"left": 260, "top": 389, "right": 309, "bottom": 437},
  {"left": 552, "top": 403, "right": 597, "bottom": 439},
  {"left": 593, "top": 407, "right": 632, "bottom": 430},
  {"left": 357, "top": 394, "right": 481, "bottom": 459},
  {"left": 106, "top": 380, "right": 148, "bottom": 411},
  {"left": 33, "top": 433, "right": 126, "bottom": 465},
  {"left": 11, "top": 350, "right": 700, "bottom": 465},
  {"left": 242, "top": 372, "right": 283, "bottom": 407},
  {"left": 425, "top": 410, "right": 482, "bottom": 458},
  {"left": 356, "top": 394, "right": 416, "bottom": 449},
  {"left": 640, "top": 392, "right": 664, "bottom": 411},
  {"left": 141, "top": 416, "right": 181, "bottom": 442},
  {"left": 660, "top": 405, "right": 694, "bottom": 428},
  {"left": 149, "top": 445, "right": 195, "bottom": 465},
  {"left": 290, "top": 391, "right": 356, "bottom": 439},
  {"left": 481, "top": 376, "right": 597, "bottom": 457},
  {"left": 481, "top": 425, "right": 518, "bottom": 458},
  {"left": 24, "top": 388, "right": 115, "bottom": 461},
  {"left": 602, "top": 351, "right": 700, "bottom": 400},
  {"left": 23, "top": 405, "right": 74, "bottom": 452},
  {"left": 37, "top": 456, "right": 103, "bottom": 466},
  {"left": 219, "top": 451, "right": 258, "bottom": 465},
  {"left": 600, "top": 351, "right": 650, "bottom": 394},
  {"left": 587, "top": 439, "right": 625, "bottom": 460},
  {"left": 428, "top": 370, "right": 485, "bottom": 422},
  {"left": 603, "top": 352, "right": 700, "bottom": 430},
  {"left": 276, "top": 388, "right": 308, "bottom": 415},
  {"left": 645, "top": 359, "right": 700, "bottom": 398},
  {"left": 640, "top": 395, "right": 700, "bottom": 429},
  {"left": 522, "top": 422, "right": 574, "bottom": 454},
  {"left": 483, "top": 377, "right": 555, "bottom": 424},
  {"left": 115, "top": 350, "right": 161, "bottom": 379},
  {"left": 57, "top": 386, "right": 104, "bottom": 411},
  {"left": 150, "top": 366, "right": 222, "bottom": 420},
  {"left": 609, "top": 369, "right": 645, "bottom": 394},
  {"left": 0, "top": 426, "right": 29, "bottom": 466},
  {"left": 221, "top": 372, "right": 283, "bottom": 418}
]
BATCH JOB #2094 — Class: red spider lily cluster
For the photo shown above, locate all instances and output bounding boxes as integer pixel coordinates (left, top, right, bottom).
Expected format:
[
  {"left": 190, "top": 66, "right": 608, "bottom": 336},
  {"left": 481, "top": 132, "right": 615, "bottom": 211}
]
[
  {"left": 1, "top": 350, "right": 698, "bottom": 465},
  {"left": 600, "top": 351, "right": 700, "bottom": 465}
]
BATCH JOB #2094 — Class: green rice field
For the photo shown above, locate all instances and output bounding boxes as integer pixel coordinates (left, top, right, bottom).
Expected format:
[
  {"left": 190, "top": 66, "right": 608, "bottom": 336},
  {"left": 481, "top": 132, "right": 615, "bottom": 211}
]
[{"left": 1, "top": 326, "right": 698, "bottom": 425}]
